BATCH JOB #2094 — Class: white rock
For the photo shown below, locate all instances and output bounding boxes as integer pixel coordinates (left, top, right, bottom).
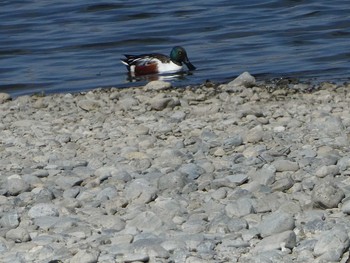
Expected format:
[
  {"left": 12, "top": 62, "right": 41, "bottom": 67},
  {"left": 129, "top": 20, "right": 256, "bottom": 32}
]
[
  {"left": 227, "top": 72, "right": 256, "bottom": 88},
  {"left": 144, "top": 80, "right": 172, "bottom": 91}
]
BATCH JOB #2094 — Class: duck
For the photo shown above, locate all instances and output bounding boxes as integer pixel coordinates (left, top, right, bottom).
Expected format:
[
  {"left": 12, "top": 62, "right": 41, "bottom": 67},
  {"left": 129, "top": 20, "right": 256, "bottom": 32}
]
[{"left": 121, "top": 46, "right": 196, "bottom": 75}]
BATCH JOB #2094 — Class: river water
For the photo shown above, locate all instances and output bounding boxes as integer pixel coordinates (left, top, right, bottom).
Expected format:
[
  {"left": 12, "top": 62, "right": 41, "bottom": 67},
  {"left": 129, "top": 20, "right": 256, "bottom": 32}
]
[{"left": 1, "top": 0, "right": 350, "bottom": 96}]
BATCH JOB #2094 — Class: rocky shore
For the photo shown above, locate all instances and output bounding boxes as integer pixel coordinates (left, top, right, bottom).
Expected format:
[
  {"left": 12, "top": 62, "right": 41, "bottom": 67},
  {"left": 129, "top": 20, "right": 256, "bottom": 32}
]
[{"left": 1, "top": 72, "right": 350, "bottom": 263}]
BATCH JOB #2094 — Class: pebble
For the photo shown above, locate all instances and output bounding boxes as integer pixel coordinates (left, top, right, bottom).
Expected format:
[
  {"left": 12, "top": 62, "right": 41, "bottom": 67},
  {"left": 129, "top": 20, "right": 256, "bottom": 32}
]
[
  {"left": 144, "top": 80, "right": 172, "bottom": 91},
  {"left": 1, "top": 77, "right": 350, "bottom": 262}
]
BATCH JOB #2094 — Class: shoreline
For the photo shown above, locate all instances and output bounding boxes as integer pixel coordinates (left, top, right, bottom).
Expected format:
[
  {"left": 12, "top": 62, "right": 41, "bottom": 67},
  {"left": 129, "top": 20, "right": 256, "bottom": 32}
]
[{"left": 1, "top": 73, "right": 350, "bottom": 262}]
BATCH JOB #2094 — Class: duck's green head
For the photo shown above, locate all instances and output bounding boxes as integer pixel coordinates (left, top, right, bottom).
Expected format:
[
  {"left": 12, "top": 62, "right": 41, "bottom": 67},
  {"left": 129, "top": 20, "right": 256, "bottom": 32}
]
[{"left": 170, "top": 46, "right": 196, "bottom": 71}]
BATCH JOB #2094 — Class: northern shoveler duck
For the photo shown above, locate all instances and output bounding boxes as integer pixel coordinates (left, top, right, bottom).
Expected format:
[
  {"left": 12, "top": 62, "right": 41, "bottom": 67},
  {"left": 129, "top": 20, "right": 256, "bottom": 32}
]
[{"left": 121, "top": 46, "right": 196, "bottom": 75}]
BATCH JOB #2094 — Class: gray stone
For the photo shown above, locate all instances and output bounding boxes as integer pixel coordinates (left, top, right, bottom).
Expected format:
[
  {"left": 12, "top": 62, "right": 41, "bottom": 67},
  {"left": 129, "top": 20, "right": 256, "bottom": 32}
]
[
  {"left": 315, "top": 165, "right": 339, "bottom": 178},
  {"left": 223, "top": 135, "right": 244, "bottom": 148},
  {"left": 272, "top": 159, "right": 299, "bottom": 172},
  {"left": 253, "top": 231, "right": 296, "bottom": 252},
  {"left": 227, "top": 72, "right": 256, "bottom": 88},
  {"left": 33, "top": 216, "right": 60, "bottom": 230},
  {"left": 0, "top": 212, "right": 19, "bottom": 228},
  {"left": 70, "top": 249, "right": 100, "bottom": 263},
  {"left": 271, "top": 176, "right": 294, "bottom": 191},
  {"left": 6, "top": 174, "right": 30, "bottom": 195},
  {"left": 312, "top": 182, "right": 344, "bottom": 209},
  {"left": 225, "top": 198, "right": 255, "bottom": 218},
  {"left": 144, "top": 80, "right": 172, "bottom": 91},
  {"left": 209, "top": 214, "right": 247, "bottom": 233},
  {"left": 0, "top": 93, "right": 11, "bottom": 103},
  {"left": 313, "top": 226, "right": 349, "bottom": 261},
  {"left": 127, "top": 211, "right": 163, "bottom": 233},
  {"left": 77, "top": 99, "right": 101, "bottom": 111},
  {"left": 245, "top": 125, "right": 264, "bottom": 143},
  {"left": 179, "top": 163, "right": 205, "bottom": 180},
  {"left": 157, "top": 171, "right": 188, "bottom": 192},
  {"left": 125, "top": 178, "right": 157, "bottom": 204},
  {"left": 122, "top": 253, "right": 149, "bottom": 263},
  {"left": 5, "top": 227, "right": 30, "bottom": 242},
  {"left": 341, "top": 199, "right": 350, "bottom": 214},
  {"left": 338, "top": 156, "right": 350, "bottom": 172},
  {"left": 258, "top": 211, "right": 295, "bottom": 237},
  {"left": 118, "top": 96, "right": 139, "bottom": 110},
  {"left": 149, "top": 94, "right": 179, "bottom": 110},
  {"left": 253, "top": 164, "right": 276, "bottom": 185},
  {"left": 28, "top": 203, "right": 59, "bottom": 218}
]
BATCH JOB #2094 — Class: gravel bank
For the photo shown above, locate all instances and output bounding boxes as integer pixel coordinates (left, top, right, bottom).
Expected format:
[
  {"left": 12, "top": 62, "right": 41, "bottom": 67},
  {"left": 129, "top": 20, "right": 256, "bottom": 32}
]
[{"left": 1, "top": 73, "right": 350, "bottom": 263}]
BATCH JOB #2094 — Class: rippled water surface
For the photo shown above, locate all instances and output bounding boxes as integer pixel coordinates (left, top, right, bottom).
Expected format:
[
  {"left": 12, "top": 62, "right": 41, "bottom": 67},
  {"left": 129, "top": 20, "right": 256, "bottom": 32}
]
[{"left": 1, "top": 1, "right": 350, "bottom": 96}]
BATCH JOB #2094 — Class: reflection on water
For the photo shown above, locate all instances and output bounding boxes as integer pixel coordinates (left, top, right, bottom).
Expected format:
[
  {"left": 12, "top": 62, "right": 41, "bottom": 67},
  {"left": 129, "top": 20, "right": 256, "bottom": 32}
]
[{"left": 125, "top": 71, "right": 193, "bottom": 83}]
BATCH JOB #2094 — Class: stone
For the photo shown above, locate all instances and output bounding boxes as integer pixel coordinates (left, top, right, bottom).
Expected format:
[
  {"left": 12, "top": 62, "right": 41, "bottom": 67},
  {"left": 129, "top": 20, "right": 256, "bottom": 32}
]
[
  {"left": 28, "top": 203, "right": 60, "bottom": 218},
  {"left": 272, "top": 159, "right": 299, "bottom": 172},
  {"left": 313, "top": 226, "right": 349, "bottom": 261},
  {"left": 5, "top": 227, "right": 30, "bottom": 242},
  {"left": 312, "top": 182, "right": 344, "bottom": 209},
  {"left": 179, "top": 163, "right": 205, "bottom": 180},
  {"left": 225, "top": 198, "right": 255, "bottom": 218},
  {"left": 144, "top": 80, "right": 172, "bottom": 91},
  {"left": 6, "top": 174, "right": 30, "bottom": 195},
  {"left": 70, "top": 249, "right": 100, "bottom": 263},
  {"left": 0, "top": 212, "right": 19, "bottom": 228},
  {"left": 125, "top": 178, "right": 157, "bottom": 204},
  {"left": 341, "top": 199, "right": 350, "bottom": 214},
  {"left": 252, "top": 164, "right": 276, "bottom": 185},
  {"left": 0, "top": 93, "right": 11, "bottom": 103},
  {"left": 149, "top": 94, "right": 179, "bottom": 110},
  {"left": 258, "top": 211, "right": 295, "bottom": 237},
  {"left": 315, "top": 165, "right": 339, "bottom": 178},
  {"left": 157, "top": 171, "right": 188, "bottom": 192},
  {"left": 245, "top": 125, "right": 264, "bottom": 143},
  {"left": 227, "top": 72, "right": 256, "bottom": 88},
  {"left": 77, "top": 99, "right": 101, "bottom": 111},
  {"left": 253, "top": 231, "right": 296, "bottom": 252}
]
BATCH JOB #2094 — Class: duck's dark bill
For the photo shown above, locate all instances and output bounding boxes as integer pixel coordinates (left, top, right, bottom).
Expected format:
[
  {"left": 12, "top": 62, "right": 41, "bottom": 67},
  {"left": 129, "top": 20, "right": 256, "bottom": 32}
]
[{"left": 185, "top": 61, "right": 196, "bottom": 71}]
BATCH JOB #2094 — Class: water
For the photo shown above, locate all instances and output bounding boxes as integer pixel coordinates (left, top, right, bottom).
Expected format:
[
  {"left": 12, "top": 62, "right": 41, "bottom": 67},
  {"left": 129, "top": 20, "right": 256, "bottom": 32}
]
[{"left": 1, "top": 1, "right": 350, "bottom": 97}]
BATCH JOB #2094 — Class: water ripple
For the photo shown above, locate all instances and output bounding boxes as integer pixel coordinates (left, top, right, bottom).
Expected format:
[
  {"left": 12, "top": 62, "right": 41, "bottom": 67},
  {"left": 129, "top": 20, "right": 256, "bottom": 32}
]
[{"left": 1, "top": 0, "right": 350, "bottom": 96}]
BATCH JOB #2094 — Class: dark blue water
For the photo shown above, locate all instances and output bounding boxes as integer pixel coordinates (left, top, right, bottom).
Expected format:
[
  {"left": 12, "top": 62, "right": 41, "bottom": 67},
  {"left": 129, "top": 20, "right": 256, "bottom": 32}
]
[{"left": 1, "top": 1, "right": 350, "bottom": 96}]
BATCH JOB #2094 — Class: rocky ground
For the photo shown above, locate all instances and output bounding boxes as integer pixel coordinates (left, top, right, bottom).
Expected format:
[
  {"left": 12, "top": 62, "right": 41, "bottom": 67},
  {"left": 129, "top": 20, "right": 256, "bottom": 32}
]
[{"left": 1, "top": 72, "right": 350, "bottom": 263}]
